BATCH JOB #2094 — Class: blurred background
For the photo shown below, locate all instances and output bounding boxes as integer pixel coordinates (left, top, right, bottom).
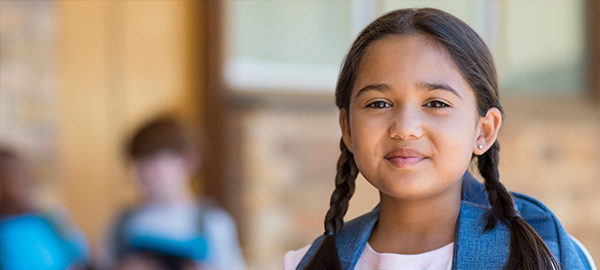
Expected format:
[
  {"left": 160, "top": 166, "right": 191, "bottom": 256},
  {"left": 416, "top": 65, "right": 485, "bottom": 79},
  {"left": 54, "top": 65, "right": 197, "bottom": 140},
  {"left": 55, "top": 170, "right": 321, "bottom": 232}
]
[{"left": 1, "top": 0, "right": 598, "bottom": 269}]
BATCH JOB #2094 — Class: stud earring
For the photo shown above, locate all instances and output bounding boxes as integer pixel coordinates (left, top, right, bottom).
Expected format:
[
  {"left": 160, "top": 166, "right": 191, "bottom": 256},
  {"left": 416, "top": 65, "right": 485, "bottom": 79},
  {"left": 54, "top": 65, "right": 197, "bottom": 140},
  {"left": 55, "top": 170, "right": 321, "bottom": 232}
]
[{"left": 477, "top": 144, "right": 483, "bottom": 150}]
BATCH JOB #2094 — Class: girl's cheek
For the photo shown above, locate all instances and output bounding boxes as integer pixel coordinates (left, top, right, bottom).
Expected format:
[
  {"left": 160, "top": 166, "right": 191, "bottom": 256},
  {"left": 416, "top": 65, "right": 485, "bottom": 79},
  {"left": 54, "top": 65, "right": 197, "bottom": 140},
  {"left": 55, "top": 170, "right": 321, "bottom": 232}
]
[{"left": 352, "top": 116, "right": 384, "bottom": 140}]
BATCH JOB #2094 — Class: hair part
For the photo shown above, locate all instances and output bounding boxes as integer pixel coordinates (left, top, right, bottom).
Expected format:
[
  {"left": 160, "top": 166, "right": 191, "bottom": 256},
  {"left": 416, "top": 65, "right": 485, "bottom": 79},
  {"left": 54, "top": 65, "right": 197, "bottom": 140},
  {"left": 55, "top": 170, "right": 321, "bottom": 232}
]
[{"left": 306, "top": 8, "right": 559, "bottom": 270}]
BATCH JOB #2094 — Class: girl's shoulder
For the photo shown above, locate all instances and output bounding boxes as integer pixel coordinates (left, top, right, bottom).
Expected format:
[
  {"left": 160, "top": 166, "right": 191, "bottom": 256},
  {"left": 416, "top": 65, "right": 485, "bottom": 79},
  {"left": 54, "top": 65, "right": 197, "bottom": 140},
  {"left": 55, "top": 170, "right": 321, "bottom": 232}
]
[
  {"left": 511, "top": 191, "right": 559, "bottom": 221},
  {"left": 463, "top": 173, "right": 594, "bottom": 269},
  {"left": 293, "top": 208, "right": 381, "bottom": 270},
  {"left": 510, "top": 191, "right": 595, "bottom": 268},
  {"left": 462, "top": 171, "right": 563, "bottom": 232},
  {"left": 464, "top": 172, "right": 567, "bottom": 241}
]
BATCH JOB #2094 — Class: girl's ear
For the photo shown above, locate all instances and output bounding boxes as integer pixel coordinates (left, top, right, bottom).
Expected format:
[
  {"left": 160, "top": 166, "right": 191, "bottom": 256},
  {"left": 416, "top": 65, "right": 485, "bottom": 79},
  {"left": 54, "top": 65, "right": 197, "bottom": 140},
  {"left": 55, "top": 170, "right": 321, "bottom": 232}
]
[
  {"left": 474, "top": 107, "right": 502, "bottom": 155},
  {"left": 339, "top": 109, "right": 354, "bottom": 153}
]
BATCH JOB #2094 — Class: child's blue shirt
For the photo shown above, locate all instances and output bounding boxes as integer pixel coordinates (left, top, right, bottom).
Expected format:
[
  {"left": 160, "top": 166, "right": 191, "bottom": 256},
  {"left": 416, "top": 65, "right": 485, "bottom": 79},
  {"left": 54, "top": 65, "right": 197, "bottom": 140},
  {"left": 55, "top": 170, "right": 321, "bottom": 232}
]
[{"left": 296, "top": 172, "right": 593, "bottom": 269}]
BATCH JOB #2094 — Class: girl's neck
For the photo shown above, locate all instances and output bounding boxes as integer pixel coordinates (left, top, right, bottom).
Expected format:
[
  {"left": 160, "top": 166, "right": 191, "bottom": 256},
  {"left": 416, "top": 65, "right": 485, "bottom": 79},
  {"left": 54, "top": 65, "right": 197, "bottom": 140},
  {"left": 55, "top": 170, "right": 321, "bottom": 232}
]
[{"left": 368, "top": 181, "right": 462, "bottom": 254}]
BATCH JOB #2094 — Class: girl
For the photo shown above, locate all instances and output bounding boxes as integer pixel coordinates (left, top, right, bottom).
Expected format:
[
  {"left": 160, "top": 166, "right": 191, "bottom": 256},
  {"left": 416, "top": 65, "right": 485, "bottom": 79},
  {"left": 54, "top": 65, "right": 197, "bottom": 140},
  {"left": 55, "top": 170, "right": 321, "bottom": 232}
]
[{"left": 280, "top": 8, "right": 593, "bottom": 270}]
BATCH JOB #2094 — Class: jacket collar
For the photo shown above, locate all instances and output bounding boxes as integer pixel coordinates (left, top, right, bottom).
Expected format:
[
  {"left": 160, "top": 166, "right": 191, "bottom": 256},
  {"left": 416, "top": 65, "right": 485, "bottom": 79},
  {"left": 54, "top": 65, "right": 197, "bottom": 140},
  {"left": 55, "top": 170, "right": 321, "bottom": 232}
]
[
  {"left": 328, "top": 201, "right": 511, "bottom": 270},
  {"left": 335, "top": 207, "right": 378, "bottom": 269},
  {"left": 452, "top": 201, "right": 510, "bottom": 269},
  {"left": 297, "top": 172, "right": 511, "bottom": 270}
]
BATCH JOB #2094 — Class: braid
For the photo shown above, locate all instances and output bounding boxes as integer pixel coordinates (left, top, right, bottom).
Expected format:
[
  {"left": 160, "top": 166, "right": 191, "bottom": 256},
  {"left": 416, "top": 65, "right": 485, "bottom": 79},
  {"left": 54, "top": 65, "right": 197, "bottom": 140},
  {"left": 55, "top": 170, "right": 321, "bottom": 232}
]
[
  {"left": 479, "top": 141, "right": 560, "bottom": 270},
  {"left": 324, "top": 140, "right": 359, "bottom": 234},
  {"left": 303, "top": 139, "right": 358, "bottom": 270},
  {"left": 479, "top": 141, "right": 514, "bottom": 230}
]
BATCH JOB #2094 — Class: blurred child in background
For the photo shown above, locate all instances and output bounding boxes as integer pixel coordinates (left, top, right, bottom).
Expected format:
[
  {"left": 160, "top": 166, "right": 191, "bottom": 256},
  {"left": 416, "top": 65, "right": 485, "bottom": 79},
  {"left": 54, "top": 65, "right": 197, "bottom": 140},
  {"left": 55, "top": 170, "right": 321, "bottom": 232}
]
[
  {"left": 0, "top": 147, "right": 90, "bottom": 270},
  {"left": 103, "top": 117, "right": 245, "bottom": 270}
]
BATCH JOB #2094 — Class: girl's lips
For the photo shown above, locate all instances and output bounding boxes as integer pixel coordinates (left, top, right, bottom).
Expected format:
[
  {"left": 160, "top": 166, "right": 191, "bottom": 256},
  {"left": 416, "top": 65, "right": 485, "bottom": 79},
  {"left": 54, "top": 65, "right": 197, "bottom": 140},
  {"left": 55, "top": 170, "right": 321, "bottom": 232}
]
[
  {"left": 386, "top": 156, "right": 425, "bottom": 168},
  {"left": 385, "top": 148, "right": 427, "bottom": 168}
]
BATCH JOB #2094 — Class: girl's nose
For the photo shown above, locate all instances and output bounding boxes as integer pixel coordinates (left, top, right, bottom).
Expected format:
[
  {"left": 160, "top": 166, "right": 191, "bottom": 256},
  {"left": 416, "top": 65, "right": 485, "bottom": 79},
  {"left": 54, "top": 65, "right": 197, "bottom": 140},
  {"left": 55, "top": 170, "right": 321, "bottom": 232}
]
[{"left": 388, "top": 107, "right": 424, "bottom": 140}]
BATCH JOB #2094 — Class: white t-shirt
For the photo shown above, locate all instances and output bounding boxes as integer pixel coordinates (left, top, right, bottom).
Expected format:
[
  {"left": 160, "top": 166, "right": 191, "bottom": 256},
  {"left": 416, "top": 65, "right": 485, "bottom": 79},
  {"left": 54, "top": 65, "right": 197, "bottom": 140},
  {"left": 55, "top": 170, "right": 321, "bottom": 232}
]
[{"left": 279, "top": 242, "right": 453, "bottom": 270}]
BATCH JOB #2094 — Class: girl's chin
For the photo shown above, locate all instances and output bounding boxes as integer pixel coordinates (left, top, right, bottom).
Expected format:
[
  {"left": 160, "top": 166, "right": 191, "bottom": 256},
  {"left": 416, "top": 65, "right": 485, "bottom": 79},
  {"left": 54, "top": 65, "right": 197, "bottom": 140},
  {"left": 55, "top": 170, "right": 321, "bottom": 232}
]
[{"left": 375, "top": 180, "right": 460, "bottom": 201}]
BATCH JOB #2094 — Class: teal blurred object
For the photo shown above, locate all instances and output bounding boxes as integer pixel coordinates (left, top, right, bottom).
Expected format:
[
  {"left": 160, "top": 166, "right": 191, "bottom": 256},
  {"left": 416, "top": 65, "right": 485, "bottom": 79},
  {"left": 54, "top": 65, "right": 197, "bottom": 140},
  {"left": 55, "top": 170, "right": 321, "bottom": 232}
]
[
  {"left": 0, "top": 214, "right": 83, "bottom": 270},
  {"left": 129, "top": 235, "right": 209, "bottom": 260}
]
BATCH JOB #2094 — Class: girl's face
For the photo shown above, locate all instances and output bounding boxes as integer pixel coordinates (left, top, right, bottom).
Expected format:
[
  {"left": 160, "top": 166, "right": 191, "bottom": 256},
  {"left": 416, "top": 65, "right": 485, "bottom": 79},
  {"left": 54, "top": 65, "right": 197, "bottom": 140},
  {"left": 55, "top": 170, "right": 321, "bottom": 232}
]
[{"left": 342, "top": 34, "right": 484, "bottom": 201}]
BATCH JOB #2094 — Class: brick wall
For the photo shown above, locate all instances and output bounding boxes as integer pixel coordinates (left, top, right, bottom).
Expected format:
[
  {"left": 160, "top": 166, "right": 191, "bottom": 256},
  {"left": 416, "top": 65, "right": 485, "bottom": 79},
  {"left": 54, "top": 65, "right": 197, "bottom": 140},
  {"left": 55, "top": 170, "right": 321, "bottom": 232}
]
[{"left": 234, "top": 94, "right": 600, "bottom": 269}]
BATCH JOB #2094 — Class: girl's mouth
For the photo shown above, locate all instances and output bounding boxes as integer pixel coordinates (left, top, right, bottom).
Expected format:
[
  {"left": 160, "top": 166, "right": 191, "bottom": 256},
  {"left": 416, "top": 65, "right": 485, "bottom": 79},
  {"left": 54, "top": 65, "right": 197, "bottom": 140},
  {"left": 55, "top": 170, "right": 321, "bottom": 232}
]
[{"left": 385, "top": 148, "right": 427, "bottom": 168}]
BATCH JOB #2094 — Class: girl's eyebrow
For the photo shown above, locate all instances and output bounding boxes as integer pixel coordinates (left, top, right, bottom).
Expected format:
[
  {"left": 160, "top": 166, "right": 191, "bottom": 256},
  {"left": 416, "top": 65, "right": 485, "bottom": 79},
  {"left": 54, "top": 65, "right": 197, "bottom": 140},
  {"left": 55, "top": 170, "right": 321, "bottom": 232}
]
[
  {"left": 355, "top": 83, "right": 390, "bottom": 98},
  {"left": 354, "top": 81, "right": 462, "bottom": 99},
  {"left": 418, "top": 81, "right": 462, "bottom": 99}
]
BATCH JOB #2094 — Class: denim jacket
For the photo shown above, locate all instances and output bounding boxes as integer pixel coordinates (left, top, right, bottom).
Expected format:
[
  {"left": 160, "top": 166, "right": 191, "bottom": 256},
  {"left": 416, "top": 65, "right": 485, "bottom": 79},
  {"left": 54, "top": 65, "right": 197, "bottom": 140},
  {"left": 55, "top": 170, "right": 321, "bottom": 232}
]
[{"left": 296, "top": 172, "right": 593, "bottom": 269}]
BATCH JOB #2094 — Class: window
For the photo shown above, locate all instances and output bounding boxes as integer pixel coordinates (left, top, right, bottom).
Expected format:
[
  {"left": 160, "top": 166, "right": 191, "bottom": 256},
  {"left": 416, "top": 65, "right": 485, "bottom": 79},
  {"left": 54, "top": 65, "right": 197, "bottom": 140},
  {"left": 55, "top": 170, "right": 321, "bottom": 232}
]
[{"left": 224, "top": 0, "right": 588, "bottom": 95}]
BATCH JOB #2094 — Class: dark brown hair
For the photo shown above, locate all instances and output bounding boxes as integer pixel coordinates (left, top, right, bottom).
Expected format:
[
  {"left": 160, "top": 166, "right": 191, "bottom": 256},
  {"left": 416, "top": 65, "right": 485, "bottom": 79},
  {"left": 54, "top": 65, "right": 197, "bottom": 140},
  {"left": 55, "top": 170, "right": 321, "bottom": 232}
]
[
  {"left": 126, "top": 117, "right": 192, "bottom": 160},
  {"left": 305, "top": 8, "right": 559, "bottom": 270}
]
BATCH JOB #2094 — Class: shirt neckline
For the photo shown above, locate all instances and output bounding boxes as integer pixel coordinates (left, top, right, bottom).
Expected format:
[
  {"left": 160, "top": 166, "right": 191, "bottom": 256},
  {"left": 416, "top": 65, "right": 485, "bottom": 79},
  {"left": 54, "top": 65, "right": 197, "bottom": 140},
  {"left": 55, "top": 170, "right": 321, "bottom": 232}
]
[{"left": 361, "top": 241, "right": 454, "bottom": 267}]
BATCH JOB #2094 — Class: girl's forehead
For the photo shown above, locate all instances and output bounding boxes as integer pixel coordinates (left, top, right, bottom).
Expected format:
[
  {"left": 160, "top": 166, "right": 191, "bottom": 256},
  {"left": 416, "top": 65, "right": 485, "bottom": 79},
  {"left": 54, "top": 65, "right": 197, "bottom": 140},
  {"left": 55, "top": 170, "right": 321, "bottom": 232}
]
[
  {"left": 352, "top": 34, "right": 472, "bottom": 97},
  {"left": 359, "top": 34, "right": 457, "bottom": 76}
]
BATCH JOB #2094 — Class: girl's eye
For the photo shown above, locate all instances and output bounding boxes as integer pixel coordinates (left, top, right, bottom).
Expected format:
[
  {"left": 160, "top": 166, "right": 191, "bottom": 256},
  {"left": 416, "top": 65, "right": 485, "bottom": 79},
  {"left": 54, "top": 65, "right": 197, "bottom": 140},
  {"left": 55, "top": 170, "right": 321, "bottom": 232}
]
[
  {"left": 425, "top": 100, "right": 450, "bottom": 109},
  {"left": 367, "top": 101, "right": 391, "bottom": 109}
]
